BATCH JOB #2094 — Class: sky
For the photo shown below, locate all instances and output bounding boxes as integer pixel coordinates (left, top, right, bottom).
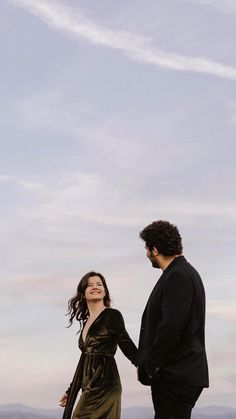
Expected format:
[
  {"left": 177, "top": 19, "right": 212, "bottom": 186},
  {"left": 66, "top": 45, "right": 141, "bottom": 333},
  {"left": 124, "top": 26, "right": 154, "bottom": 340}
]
[{"left": 1, "top": 0, "right": 236, "bottom": 411}]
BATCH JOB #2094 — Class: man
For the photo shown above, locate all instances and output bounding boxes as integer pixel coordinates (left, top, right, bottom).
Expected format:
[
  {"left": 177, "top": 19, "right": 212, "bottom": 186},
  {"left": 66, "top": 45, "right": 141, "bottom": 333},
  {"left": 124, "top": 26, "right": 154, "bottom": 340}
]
[{"left": 138, "top": 220, "right": 209, "bottom": 419}]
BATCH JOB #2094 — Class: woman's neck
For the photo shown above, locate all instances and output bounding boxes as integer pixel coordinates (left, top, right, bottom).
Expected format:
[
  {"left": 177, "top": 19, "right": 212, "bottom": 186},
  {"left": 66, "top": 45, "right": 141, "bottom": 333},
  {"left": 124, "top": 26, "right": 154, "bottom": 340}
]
[{"left": 87, "top": 301, "right": 105, "bottom": 318}]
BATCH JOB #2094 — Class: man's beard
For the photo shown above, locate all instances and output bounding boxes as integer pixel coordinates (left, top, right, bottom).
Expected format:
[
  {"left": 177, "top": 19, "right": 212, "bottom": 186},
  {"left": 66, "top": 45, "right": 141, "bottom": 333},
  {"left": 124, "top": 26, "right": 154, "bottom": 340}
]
[
  {"left": 149, "top": 255, "right": 160, "bottom": 269},
  {"left": 151, "top": 260, "right": 160, "bottom": 268}
]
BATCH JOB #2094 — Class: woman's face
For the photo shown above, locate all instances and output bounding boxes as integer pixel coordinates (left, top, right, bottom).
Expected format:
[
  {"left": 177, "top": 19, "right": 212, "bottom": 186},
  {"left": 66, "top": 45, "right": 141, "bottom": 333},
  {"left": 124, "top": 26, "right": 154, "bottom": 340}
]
[{"left": 84, "top": 275, "right": 106, "bottom": 302}]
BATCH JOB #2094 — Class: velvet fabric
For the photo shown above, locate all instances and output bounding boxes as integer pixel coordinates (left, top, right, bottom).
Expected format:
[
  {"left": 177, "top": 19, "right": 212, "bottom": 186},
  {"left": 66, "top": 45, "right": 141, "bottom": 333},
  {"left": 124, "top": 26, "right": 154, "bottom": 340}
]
[{"left": 62, "top": 308, "right": 138, "bottom": 419}]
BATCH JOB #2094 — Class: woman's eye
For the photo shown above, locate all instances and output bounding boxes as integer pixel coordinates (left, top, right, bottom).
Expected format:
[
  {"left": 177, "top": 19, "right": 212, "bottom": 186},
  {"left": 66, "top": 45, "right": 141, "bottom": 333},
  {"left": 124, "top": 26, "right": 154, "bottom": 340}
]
[{"left": 87, "top": 283, "right": 103, "bottom": 288}]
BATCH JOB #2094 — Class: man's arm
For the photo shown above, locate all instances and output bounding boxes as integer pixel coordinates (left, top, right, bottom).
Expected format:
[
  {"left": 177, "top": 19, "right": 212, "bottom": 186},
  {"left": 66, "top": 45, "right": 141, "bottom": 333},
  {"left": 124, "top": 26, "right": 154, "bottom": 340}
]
[{"left": 145, "top": 270, "right": 194, "bottom": 377}]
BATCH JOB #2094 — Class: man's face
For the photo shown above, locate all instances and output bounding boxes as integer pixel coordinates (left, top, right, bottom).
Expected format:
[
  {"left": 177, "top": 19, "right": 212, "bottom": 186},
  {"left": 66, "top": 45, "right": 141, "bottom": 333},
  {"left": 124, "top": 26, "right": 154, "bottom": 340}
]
[{"left": 145, "top": 245, "right": 160, "bottom": 268}]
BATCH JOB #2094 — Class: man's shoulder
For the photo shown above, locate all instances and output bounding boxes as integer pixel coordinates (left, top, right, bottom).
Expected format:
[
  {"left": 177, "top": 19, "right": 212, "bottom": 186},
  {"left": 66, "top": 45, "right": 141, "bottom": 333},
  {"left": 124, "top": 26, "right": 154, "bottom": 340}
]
[
  {"left": 168, "top": 256, "right": 197, "bottom": 272},
  {"left": 166, "top": 256, "right": 202, "bottom": 284}
]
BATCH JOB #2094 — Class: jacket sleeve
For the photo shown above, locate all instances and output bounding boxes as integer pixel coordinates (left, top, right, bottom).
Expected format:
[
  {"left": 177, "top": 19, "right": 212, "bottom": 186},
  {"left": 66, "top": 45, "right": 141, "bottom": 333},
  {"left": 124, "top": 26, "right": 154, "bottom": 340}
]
[
  {"left": 107, "top": 309, "right": 138, "bottom": 366},
  {"left": 146, "top": 271, "right": 194, "bottom": 376}
]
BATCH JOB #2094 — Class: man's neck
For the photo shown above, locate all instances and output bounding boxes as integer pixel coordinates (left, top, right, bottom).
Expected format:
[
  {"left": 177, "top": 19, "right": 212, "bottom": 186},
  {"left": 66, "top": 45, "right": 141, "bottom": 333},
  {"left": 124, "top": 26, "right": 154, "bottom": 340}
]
[{"left": 161, "top": 254, "right": 182, "bottom": 271}]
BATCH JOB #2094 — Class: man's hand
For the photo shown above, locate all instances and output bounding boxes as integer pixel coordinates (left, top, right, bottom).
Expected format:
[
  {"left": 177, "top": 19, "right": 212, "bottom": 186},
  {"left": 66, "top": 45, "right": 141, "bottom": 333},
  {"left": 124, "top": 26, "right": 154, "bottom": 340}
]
[{"left": 59, "top": 393, "right": 68, "bottom": 407}]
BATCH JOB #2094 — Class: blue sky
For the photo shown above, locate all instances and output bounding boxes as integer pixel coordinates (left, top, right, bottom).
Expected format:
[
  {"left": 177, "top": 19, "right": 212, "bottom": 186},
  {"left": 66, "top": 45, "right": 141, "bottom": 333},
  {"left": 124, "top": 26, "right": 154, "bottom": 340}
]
[{"left": 1, "top": 0, "right": 236, "bottom": 410}]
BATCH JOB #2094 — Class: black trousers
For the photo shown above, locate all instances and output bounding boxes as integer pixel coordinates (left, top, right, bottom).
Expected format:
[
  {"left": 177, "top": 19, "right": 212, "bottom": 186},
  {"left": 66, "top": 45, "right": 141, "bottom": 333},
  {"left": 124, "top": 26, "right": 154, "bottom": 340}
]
[{"left": 151, "top": 377, "right": 203, "bottom": 419}]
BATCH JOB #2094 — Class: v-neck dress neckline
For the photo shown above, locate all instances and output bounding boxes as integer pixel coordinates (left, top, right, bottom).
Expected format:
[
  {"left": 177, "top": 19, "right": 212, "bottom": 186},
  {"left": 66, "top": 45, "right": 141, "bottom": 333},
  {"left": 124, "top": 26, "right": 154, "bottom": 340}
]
[{"left": 82, "top": 307, "right": 109, "bottom": 345}]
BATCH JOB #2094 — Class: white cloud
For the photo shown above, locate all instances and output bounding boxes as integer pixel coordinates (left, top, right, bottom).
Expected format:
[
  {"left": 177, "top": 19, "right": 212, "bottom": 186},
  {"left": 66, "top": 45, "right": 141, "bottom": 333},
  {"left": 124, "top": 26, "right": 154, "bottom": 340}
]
[{"left": 8, "top": 0, "right": 236, "bottom": 80}]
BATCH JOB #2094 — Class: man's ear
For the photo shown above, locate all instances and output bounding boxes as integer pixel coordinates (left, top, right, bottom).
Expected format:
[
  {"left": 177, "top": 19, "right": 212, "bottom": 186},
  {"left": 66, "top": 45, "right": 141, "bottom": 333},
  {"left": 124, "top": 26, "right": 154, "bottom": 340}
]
[{"left": 152, "top": 247, "right": 159, "bottom": 256}]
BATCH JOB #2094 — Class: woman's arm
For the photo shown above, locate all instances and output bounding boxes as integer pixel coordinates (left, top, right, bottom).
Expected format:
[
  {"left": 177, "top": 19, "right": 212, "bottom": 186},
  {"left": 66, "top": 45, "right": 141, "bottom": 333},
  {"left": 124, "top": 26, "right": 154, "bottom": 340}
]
[{"left": 108, "top": 309, "right": 138, "bottom": 366}]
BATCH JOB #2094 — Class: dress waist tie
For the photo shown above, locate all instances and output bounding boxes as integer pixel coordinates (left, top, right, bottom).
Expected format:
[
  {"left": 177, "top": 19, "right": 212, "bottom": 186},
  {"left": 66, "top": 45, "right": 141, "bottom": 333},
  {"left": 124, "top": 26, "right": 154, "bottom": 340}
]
[{"left": 84, "top": 352, "right": 114, "bottom": 357}]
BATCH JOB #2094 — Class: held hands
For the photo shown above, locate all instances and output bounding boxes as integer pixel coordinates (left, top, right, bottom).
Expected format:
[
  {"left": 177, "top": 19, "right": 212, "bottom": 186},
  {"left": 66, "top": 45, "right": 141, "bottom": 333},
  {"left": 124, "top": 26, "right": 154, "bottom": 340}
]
[
  {"left": 59, "top": 392, "right": 68, "bottom": 407},
  {"left": 136, "top": 365, "right": 160, "bottom": 383}
]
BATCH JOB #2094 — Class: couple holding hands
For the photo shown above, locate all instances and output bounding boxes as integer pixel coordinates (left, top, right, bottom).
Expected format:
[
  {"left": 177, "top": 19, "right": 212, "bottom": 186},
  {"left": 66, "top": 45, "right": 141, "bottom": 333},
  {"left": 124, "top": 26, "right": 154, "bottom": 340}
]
[{"left": 59, "top": 220, "right": 209, "bottom": 419}]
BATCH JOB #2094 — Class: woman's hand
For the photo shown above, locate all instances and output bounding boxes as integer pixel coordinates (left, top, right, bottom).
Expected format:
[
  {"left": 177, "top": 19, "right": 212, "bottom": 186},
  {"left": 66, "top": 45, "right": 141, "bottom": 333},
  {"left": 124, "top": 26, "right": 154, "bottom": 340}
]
[{"left": 59, "top": 392, "right": 68, "bottom": 407}]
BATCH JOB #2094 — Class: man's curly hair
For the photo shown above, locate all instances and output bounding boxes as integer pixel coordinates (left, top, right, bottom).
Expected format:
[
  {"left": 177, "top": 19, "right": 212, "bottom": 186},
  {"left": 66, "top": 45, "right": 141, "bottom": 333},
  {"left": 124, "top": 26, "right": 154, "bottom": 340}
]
[{"left": 139, "top": 220, "right": 183, "bottom": 256}]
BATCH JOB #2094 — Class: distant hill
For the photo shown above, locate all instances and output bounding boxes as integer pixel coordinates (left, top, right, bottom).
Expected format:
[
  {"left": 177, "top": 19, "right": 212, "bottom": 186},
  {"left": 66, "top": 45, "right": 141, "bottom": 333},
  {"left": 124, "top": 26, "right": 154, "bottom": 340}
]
[
  {"left": 193, "top": 405, "right": 236, "bottom": 418},
  {"left": 0, "top": 404, "right": 236, "bottom": 418},
  {"left": 0, "top": 404, "right": 60, "bottom": 419},
  {"left": 123, "top": 405, "right": 236, "bottom": 418},
  {"left": 0, "top": 414, "right": 55, "bottom": 419}
]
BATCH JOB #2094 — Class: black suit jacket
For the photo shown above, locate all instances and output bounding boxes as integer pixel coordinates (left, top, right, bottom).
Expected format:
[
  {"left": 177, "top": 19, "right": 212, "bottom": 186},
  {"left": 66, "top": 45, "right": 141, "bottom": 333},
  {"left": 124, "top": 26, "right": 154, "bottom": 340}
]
[{"left": 138, "top": 256, "right": 209, "bottom": 387}]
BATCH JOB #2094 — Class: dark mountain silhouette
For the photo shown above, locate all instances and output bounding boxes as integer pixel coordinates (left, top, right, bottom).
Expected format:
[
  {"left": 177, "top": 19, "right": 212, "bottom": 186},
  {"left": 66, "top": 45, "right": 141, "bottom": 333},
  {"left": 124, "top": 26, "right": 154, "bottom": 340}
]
[
  {"left": 0, "top": 404, "right": 60, "bottom": 419},
  {"left": 0, "top": 404, "right": 236, "bottom": 419}
]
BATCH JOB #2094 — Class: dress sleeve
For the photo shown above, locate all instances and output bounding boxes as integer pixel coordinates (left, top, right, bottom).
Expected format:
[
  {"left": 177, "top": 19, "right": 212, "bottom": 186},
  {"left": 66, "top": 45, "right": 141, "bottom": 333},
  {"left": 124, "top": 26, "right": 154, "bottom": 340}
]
[
  {"left": 65, "top": 383, "right": 72, "bottom": 395},
  {"left": 107, "top": 309, "right": 138, "bottom": 366}
]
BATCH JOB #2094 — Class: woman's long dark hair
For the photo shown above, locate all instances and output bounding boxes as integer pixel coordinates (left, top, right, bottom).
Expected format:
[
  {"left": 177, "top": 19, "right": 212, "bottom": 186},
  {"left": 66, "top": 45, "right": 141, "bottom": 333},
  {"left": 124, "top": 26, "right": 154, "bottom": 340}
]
[{"left": 67, "top": 271, "right": 111, "bottom": 330}]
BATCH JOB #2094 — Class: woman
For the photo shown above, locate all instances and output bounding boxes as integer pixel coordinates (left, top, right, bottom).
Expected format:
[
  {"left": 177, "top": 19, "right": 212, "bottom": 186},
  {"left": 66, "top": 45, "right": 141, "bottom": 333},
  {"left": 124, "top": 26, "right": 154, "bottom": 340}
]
[{"left": 59, "top": 271, "right": 138, "bottom": 419}]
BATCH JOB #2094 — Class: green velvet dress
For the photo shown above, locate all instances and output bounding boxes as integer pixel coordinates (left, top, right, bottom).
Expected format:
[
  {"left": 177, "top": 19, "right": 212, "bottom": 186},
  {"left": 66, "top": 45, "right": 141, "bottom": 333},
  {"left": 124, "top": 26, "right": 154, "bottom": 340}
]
[{"left": 62, "top": 308, "right": 138, "bottom": 419}]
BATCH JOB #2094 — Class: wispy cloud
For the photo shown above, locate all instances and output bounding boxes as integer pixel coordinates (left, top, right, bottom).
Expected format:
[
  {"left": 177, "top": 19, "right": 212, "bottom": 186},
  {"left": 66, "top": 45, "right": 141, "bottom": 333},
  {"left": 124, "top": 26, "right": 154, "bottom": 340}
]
[
  {"left": 0, "top": 174, "right": 44, "bottom": 191},
  {"left": 2, "top": 171, "right": 236, "bottom": 230},
  {"left": 190, "top": 0, "right": 236, "bottom": 15},
  {"left": 8, "top": 171, "right": 235, "bottom": 230},
  {"left": 208, "top": 300, "right": 236, "bottom": 322},
  {"left": 25, "top": 178, "right": 236, "bottom": 225},
  {"left": 8, "top": 0, "right": 236, "bottom": 80}
]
